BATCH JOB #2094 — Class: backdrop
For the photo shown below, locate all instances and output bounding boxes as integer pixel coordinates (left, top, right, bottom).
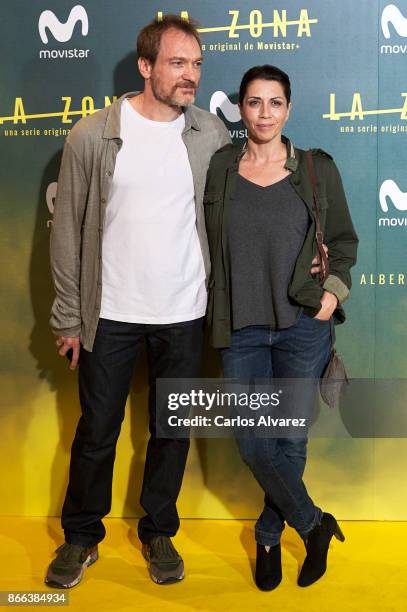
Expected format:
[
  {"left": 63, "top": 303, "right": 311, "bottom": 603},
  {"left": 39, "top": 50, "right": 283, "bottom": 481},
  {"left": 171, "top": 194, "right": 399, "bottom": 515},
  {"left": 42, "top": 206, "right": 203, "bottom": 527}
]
[{"left": 1, "top": 0, "right": 407, "bottom": 519}]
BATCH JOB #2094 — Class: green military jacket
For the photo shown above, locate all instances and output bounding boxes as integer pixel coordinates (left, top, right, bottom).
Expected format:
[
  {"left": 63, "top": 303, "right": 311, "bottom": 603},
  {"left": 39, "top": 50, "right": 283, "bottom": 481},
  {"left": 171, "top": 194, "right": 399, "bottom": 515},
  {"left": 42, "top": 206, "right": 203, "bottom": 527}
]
[{"left": 204, "top": 137, "right": 359, "bottom": 348}]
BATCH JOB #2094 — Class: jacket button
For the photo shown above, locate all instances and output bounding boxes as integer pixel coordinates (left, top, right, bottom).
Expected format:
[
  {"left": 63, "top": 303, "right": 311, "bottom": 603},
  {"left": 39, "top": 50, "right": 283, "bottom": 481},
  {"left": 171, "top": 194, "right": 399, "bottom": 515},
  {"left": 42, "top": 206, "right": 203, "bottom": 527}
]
[
  {"left": 101, "top": 198, "right": 106, "bottom": 204},
  {"left": 106, "top": 171, "right": 112, "bottom": 176}
]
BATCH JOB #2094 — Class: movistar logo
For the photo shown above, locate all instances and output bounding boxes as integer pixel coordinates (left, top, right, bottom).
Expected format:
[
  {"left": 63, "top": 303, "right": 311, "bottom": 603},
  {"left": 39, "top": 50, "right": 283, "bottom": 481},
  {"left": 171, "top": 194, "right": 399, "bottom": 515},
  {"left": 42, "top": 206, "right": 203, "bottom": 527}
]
[
  {"left": 380, "top": 179, "right": 407, "bottom": 211},
  {"left": 381, "top": 4, "right": 407, "bottom": 53},
  {"left": 209, "top": 91, "right": 240, "bottom": 122},
  {"left": 378, "top": 179, "right": 407, "bottom": 228},
  {"left": 381, "top": 4, "right": 407, "bottom": 38},
  {"left": 38, "top": 5, "right": 89, "bottom": 44},
  {"left": 209, "top": 91, "right": 247, "bottom": 139}
]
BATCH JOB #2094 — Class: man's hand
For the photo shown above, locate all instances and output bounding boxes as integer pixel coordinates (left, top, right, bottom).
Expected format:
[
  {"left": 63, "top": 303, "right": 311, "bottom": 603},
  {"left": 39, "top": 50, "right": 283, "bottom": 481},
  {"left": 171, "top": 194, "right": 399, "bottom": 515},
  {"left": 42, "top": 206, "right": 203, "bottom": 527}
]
[
  {"left": 314, "top": 291, "right": 338, "bottom": 321},
  {"left": 56, "top": 336, "right": 80, "bottom": 370},
  {"left": 311, "top": 244, "right": 328, "bottom": 275}
]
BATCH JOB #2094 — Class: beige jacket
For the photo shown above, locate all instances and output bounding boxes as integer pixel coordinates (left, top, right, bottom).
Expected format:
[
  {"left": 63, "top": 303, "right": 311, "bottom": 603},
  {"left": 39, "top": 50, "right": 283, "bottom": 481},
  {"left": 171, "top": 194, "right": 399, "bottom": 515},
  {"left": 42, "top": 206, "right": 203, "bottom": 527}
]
[{"left": 50, "top": 92, "right": 231, "bottom": 350}]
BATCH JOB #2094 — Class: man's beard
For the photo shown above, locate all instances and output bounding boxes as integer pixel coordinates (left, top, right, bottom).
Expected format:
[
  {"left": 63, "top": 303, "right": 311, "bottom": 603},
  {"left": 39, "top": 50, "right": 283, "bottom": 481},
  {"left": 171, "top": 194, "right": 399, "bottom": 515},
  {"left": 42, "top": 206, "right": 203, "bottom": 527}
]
[{"left": 151, "top": 75, "right": 197, "bottom": 108}]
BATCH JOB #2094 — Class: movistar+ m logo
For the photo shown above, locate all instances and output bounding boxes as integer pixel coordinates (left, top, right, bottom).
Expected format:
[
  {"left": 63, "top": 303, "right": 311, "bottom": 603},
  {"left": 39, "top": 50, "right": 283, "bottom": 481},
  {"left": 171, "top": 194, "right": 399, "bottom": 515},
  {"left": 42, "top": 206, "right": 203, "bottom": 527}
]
[
  {"left": 209, "top": 91, "right": 248, "bottom": 139},
  {"left": 381, "top": 4, "right": 407, "bottom": 53},
  {"left": 39, "top": 5, "right": 88, "bottom": 43},
  {"left": 378, "top": 179, "right": 407, "bottom": 227},
  {"left": 38, "top": 5, "right": 90, "bottom": 60},
  {"left": 210, "top": 91, "right": 240, "bottom": 123}
]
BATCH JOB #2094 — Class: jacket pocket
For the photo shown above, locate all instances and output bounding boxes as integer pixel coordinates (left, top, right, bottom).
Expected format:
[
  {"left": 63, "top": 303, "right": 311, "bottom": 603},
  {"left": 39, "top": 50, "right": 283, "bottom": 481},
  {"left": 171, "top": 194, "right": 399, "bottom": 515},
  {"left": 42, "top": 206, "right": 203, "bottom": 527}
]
[{"left": 315, "top": 195, "right": 328, "bottom": 231}]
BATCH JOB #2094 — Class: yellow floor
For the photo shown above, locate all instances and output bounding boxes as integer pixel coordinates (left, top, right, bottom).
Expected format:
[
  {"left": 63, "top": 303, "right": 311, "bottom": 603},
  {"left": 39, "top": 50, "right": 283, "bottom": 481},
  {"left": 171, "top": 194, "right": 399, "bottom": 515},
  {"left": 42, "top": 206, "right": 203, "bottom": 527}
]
[{"left": 0, "top": 518, "right": 406, "bottom": 611}]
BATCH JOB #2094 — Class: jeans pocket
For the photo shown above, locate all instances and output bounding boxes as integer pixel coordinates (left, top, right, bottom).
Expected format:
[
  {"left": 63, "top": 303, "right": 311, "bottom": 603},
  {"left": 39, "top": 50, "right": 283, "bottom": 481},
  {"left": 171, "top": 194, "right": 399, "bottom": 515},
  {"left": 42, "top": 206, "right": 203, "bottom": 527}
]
[
  {"left": 301, "top": 311, "right": 330, "bottom": 324},
  {"left": 311, "top": 316, "right": 331, "bottom": 324}
]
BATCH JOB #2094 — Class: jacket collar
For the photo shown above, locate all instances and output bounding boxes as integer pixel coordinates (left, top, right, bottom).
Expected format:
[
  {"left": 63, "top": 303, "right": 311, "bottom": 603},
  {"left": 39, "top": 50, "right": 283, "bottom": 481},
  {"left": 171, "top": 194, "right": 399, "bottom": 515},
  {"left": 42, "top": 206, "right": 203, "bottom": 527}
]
[
  {"left": 184, "top": 104, "right": 201, "bottom": 132},
  {"left": 282, "top": 135, "right": 298, "bottom": 172},
  {"left": 103, "top": 91, "right": 201, "bottom": 139}
]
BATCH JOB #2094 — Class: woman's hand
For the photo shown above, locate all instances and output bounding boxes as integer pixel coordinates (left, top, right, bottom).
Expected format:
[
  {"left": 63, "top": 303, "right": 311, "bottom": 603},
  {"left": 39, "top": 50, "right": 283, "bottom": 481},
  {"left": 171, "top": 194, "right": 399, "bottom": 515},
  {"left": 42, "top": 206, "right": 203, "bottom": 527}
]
[
  {"left": 311, "top": 244, "right": 328, "bottom": 275},
  {"left": 314, "top": 291, "right": 338, "bottom": 321}
]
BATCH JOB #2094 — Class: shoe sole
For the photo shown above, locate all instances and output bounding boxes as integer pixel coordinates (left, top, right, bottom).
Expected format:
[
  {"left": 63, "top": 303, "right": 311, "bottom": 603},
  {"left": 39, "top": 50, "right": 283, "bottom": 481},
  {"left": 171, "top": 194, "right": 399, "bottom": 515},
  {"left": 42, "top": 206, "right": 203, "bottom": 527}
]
[
  {"left": 150, "top": 570, "right": 185, "bottom": 585},
  {"left": 45, "top": 550, "right": 98, "bottom": 589}
]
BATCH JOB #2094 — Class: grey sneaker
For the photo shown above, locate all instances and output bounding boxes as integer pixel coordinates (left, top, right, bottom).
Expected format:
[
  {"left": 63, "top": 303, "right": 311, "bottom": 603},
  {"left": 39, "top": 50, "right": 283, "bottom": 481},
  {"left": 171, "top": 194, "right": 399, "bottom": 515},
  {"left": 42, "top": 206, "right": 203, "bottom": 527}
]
[
  {"left": 45, "top": 543, "right": 98, "bottom": 589},
  {"left": 142, "top": 536, "right": 184, "bottom": 584}
]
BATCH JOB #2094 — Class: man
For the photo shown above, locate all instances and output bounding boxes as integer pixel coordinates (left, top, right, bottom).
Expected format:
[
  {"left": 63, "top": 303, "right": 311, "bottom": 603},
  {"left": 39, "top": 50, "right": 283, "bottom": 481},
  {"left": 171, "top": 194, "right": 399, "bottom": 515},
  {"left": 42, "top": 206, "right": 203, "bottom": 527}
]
[{"left": 46, "top": 15, "right": 230, "bottom": 588}]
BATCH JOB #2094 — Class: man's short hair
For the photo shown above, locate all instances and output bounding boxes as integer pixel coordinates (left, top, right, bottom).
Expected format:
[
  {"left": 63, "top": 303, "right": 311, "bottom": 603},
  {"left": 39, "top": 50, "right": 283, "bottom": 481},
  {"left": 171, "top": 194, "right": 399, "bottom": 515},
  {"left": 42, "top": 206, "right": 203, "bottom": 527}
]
[{"left": 137, "top": 14, "right": 201, "bottom": 64}]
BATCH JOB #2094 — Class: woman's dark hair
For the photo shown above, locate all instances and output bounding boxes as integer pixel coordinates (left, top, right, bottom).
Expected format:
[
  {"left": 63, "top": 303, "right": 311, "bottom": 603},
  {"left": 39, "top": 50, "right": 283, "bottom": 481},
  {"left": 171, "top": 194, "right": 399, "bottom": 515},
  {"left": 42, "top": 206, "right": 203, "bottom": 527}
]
[{"left": 239, "top": 65, "right": 291, "bottom": 104}]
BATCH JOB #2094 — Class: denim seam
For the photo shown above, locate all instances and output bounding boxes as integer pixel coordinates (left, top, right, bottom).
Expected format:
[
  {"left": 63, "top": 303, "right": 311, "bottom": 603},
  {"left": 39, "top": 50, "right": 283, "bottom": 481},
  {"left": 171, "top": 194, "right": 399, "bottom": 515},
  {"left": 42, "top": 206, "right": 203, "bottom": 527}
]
[{"left": 263, "top": 459, "right": 315, "bottom": 535}]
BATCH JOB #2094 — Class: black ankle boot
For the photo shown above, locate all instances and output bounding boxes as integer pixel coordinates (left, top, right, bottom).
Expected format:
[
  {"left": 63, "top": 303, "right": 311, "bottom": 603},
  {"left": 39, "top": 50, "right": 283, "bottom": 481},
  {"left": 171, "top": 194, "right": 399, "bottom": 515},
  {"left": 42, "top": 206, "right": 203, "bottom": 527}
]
[
  {"left": 255, "top": 543, "right": 282, "bottom": 591},
  {"left": 298, "top": 513, "right": 345, "bottom": 587}
]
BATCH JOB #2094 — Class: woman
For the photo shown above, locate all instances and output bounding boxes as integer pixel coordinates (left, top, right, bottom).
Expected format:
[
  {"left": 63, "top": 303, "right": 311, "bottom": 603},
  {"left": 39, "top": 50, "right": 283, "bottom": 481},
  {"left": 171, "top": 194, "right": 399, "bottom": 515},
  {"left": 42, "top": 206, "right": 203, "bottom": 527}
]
[{"left": 204, "top": 65, "right": 358, "bottom": 590}]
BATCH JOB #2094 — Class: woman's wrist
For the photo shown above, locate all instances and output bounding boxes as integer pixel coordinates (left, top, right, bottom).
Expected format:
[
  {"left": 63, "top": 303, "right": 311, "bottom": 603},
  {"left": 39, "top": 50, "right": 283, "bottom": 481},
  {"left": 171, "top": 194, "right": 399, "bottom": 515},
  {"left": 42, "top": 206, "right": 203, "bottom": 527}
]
[
  {"left": 317, "top": 291, "right": 338, "bottom": 319},
  {"left": 321, "top": 290, "right": 338, "bottom": 308}
]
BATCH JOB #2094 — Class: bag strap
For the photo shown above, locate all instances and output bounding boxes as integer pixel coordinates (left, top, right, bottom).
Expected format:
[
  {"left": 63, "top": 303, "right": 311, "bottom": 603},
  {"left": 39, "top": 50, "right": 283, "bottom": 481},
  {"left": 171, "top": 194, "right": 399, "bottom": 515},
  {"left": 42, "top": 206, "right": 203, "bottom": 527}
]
[{"left": 306, "top": 150, "right": 329, "bottom": 285}]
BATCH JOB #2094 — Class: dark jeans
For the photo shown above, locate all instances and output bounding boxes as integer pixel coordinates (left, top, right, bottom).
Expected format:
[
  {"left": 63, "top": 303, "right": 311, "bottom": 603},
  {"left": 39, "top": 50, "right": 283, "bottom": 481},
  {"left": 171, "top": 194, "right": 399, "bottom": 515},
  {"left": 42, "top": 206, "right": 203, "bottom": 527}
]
[
  {"left": 62, "top": 316, "right": 204, "bottom": 547},
  {"left": 221, "top": 311, "right": 333, "bottom": 546}
]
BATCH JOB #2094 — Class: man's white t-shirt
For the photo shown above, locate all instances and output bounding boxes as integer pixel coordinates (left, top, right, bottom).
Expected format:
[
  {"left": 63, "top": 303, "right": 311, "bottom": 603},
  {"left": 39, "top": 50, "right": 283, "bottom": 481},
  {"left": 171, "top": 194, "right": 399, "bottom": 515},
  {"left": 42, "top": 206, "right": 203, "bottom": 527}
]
[{"left": 100, "top": 99, "right": 207, "bottom": 324}]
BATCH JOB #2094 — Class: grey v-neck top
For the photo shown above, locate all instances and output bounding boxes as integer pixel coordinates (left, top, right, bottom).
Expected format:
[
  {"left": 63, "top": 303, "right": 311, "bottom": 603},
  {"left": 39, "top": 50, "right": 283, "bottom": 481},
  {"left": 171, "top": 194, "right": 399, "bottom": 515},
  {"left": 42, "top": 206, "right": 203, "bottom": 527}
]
[{"left": 229, "top": 174, "right": 310, "bottom": 331}]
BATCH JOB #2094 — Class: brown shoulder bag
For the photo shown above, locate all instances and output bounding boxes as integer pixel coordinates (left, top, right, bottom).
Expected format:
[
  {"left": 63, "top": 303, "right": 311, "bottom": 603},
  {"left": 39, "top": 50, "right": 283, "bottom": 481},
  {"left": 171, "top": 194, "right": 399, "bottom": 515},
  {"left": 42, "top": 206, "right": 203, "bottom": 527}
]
[{"left": 306, "top": 150, "right": 349, "bottom": 409}]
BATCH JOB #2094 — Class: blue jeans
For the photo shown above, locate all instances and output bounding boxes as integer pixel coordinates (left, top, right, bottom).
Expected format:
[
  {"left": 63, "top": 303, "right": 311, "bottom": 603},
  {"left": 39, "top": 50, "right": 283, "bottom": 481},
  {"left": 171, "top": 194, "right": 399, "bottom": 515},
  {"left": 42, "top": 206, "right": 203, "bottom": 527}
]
[{"left": 221, "top": 311, "right": 333, "bottom": 546}]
